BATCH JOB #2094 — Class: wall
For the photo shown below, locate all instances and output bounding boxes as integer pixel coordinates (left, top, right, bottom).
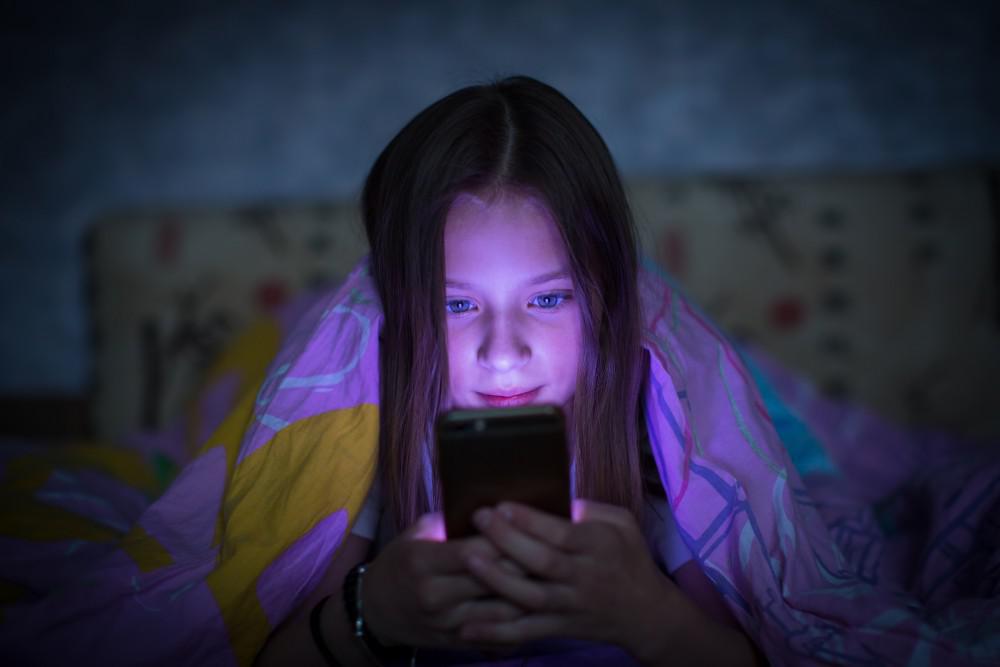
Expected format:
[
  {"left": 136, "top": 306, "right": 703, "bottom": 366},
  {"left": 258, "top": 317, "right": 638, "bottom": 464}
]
[{"left": 1, "top": 0, "right": 998, "bottom": 393}]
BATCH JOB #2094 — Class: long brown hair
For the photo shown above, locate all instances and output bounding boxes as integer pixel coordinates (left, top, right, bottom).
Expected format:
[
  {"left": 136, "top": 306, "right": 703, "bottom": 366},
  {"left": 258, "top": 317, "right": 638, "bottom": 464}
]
[{"left": 362, "top": 76, "right": 646, "bottom": 531}]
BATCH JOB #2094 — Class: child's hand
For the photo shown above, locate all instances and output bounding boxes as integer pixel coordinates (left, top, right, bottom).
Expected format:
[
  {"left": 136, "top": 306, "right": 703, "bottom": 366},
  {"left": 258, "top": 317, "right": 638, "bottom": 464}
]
[
  {"left": 362, "top": 511, "right": 524, "bottom": 650},
  {"left": 460, "top": 499, "right": 683, "bottom": 663}
]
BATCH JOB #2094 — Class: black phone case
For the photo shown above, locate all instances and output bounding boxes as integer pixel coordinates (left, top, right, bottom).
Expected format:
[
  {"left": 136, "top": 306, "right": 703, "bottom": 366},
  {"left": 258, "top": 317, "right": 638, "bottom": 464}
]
[{"left": 436, "top": 405, "right": 571, "bottom": 539}]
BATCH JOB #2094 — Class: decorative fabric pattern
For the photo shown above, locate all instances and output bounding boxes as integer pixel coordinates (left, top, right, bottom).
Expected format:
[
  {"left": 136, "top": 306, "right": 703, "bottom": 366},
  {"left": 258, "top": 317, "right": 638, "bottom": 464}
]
[{"left": 3, "top": 259, "right": 998, "bottom": 665}]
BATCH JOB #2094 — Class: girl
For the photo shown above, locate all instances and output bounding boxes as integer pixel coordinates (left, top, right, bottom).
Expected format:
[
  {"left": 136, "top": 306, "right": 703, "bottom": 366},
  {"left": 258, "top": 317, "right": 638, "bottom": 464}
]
[
  {"left": 5, "top": 75, "right": 994, "bottom": 667},
  {"left": 255, "top": 76, "right": 762, "bottom": 665}
]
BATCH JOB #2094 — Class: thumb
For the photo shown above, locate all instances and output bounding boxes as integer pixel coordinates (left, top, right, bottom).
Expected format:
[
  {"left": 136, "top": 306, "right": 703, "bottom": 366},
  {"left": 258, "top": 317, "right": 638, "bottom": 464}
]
[
  {"left": 404, "top": 511, "right": 446, "bottom": 542},
  {"left": 572, "top": 498, "right": 634, "bottom": 530}
]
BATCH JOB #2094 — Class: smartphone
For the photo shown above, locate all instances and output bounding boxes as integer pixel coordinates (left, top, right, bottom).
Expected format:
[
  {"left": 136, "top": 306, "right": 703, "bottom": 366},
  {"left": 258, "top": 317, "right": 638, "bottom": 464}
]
[{"left": 436, "top": 405, "right": 571, "bottom": 539}]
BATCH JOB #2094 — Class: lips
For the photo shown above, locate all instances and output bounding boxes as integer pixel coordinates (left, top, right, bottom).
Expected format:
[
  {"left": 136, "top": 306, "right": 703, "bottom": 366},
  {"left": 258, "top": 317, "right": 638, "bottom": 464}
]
[{"left": 476, "top": 387, "right": 541, "bottom": 408}]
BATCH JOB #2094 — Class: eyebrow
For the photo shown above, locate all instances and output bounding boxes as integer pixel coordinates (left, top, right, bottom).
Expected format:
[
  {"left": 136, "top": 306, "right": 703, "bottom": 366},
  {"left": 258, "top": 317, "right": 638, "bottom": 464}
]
[{"left": 445, "top": 269, "right": 572, "bottom": 289}]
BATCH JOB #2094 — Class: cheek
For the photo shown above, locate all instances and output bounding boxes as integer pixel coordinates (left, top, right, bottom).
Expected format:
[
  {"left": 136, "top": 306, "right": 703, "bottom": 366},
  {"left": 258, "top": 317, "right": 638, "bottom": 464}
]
[
  {"left": 568, "top": 328, "right": 583, "bottom": 383},
  {"left": 445, "top": 325, "right": 472, "bottom": 389},
  {"left": 548, "top": 318, "right": 583, "bottom": 397}
]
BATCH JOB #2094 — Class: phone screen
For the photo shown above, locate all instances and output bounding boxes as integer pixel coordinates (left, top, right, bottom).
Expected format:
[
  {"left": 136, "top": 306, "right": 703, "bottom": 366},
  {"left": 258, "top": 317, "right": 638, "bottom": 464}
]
[{"left": 436, "top": 405, "right": 571, "bottom": 539}]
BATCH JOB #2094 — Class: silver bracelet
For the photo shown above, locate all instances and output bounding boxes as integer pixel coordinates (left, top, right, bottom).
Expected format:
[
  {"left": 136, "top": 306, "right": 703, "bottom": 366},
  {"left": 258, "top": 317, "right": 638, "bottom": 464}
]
[{"left": 343, "top": 562, "right": 416, "bottom": 665}]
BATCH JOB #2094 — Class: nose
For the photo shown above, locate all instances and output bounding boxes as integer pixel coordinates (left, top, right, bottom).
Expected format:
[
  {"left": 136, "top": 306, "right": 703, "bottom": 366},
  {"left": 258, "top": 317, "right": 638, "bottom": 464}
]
[{"left": 478, "top": 313, "right": 530, "bottom": 373}]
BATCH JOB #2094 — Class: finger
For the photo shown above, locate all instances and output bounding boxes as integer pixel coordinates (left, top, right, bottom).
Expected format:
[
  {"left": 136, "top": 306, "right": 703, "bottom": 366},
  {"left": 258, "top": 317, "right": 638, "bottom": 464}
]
[
  {"left": 442, "top": 597, "right": 523, "bottom": 628},
  {"left": 414, "top": 573, "right": 495, "bottom": 614},
  {"left": 565, "top": 499, "right": 642, "bottom": 552},
  {"left": 407, "top": 535, "right": 503, "bottom": 575},
  {"left": 571, "top": 498, "right": 635, "bottom": 530},
  {"left": 405, "top": 511, "right": 446, "bottom": 542},
  {"left": 460, "top": 613, "right": 569, "bottom": 645},
  {"left": 498, "top": 557, "right": 525, "bottom": 577},
  {"left": 475, "top": 508, "right": 574, "bottom": 581},
  {"left": 494, "top": 502, "right": 575, "bottom": 551},
  {"left": 465, "top": 552, "right": 574, "bottom": 612}
]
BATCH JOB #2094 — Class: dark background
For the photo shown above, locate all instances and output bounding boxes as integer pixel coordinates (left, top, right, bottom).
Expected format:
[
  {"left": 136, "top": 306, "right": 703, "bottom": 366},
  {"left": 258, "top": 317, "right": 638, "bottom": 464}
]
[{"left": 2, "top": 0, "right": 999, "bottom": 396}]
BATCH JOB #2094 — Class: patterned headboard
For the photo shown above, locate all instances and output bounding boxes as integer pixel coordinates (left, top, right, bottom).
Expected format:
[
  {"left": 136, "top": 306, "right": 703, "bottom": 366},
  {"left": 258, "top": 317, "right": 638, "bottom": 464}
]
[{"left": 88, "top": 167, "right": 999, "bottom": 443}]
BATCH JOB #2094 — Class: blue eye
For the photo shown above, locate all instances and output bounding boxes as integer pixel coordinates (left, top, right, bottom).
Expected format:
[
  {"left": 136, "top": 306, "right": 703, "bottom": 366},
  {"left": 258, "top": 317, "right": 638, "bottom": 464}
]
[
  {"left": 446, "top": 299, "right": 475, "bottom": 314},
  {"left": 530, "top": 293, "right": 570, "bottom": 309}
]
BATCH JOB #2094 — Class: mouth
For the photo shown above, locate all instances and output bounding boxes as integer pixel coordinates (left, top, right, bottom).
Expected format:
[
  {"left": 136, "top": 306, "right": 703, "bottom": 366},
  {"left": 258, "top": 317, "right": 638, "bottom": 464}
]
[{"left": 476, "top": 387, "right": 542, "bottom": 408}]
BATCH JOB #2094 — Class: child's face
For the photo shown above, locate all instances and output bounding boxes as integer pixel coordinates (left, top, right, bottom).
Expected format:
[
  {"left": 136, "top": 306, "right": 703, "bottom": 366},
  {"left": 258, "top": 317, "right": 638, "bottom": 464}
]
[{"left": 443, "top": 191, "right": 582, "bottom": 411}]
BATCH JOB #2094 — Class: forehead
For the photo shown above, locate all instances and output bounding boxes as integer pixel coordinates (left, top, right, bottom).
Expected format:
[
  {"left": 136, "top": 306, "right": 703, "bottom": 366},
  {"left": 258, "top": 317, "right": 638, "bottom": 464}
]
[{"left": 444, "top": 192, "right": 569, "bottom": 276}]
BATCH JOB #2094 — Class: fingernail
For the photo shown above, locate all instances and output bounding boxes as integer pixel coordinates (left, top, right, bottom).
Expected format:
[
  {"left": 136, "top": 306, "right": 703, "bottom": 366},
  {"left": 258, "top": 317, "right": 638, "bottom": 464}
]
[
  {"left": 473, "top": 508, "right": 492, "bottom": 529},
  {"left": 497, "top": 503, "right": 513, "bottom": 520}
]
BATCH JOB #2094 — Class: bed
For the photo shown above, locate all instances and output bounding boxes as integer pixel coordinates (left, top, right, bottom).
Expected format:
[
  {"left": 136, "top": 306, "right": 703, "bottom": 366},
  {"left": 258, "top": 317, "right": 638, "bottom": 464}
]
[{"left": 2, "top": 166, "right": 998, "bottom": 665}]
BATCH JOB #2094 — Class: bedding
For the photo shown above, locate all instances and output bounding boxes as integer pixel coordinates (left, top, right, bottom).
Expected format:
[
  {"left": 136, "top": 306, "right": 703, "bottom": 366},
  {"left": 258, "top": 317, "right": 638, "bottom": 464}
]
[{"left": 1, "top": 259, "right": 998, "bottom": 665}]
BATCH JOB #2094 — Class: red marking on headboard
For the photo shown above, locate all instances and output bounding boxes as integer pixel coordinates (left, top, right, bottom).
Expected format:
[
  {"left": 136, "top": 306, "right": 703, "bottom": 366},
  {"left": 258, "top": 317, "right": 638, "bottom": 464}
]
[
  {"left": 255, "top": 279, "right": 289, "bottom": 310},
  {"left": 769, "top": 296, "right": 806, "bottom": 331},
  {"left": 155, "top": 217, "right": 182, "bottom": 265},
  {"left": 661, "top": 228, "right": 687, "bottom": 277}
]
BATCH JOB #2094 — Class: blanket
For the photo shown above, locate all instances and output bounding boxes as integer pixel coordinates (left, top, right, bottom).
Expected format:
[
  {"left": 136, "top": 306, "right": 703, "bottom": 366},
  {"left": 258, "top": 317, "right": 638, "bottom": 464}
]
[{"left": 1, "top": 259, "right": 998, "bottom": 666}]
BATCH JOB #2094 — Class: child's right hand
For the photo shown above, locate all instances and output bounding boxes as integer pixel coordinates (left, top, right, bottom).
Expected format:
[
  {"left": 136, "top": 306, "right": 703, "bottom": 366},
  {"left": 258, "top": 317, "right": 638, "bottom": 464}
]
[{"left": 361, "top": 512, "right": 524, "bottom": 649}]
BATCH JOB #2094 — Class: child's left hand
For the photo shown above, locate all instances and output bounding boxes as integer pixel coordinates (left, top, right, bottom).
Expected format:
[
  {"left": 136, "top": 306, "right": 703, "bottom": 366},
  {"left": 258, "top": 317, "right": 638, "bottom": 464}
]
[{"left": 460, "top": 498, "right": 681, "bottom": 662}]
